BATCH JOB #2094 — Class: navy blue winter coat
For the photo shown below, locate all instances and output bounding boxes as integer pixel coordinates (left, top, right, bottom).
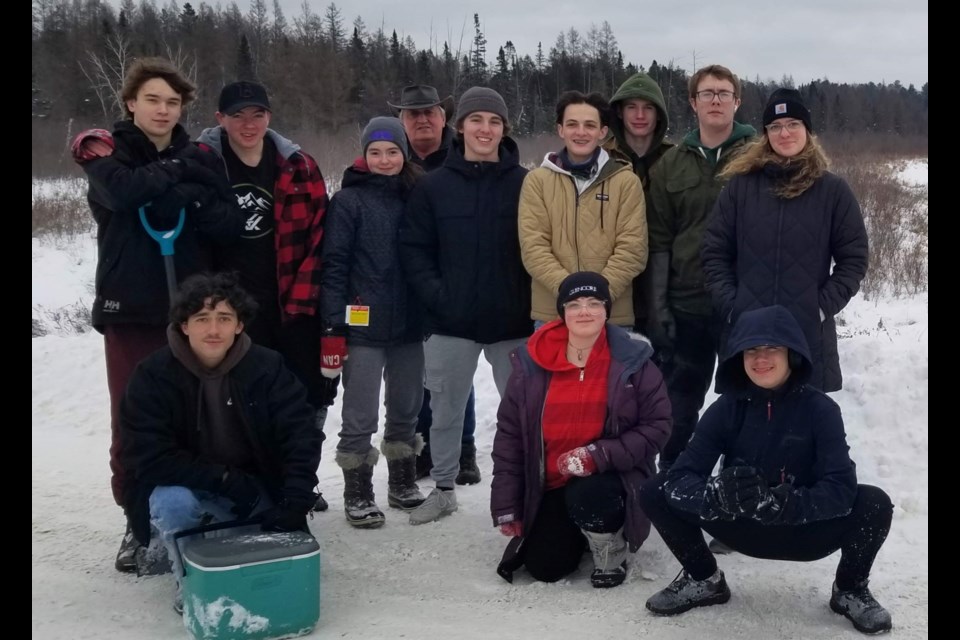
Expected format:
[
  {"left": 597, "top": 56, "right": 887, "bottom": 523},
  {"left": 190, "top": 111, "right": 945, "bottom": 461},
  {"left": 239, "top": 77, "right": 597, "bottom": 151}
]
[
  {"left": 701, "top": 168, "right": 868, "bottom": 391},
  {"left": 398, "top": 137, "right": 533, "bottom": 344},
  {"left": 664, "top": 305, "right": 858, "bottom": 526},
  {"left": 320, "top": 163, "right": 421, "bottom": 347}
]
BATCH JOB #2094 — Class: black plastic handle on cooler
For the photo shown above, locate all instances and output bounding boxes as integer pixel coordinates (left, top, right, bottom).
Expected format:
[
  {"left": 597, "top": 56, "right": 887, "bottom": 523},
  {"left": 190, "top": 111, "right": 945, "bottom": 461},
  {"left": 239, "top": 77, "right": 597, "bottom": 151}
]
[{"left": 171, "top": 516, "right": 265, "bottom": 578}]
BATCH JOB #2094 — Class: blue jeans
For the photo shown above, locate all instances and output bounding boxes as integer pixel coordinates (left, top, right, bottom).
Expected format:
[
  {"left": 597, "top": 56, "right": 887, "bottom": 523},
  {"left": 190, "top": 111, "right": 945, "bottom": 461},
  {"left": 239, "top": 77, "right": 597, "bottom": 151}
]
[{"left": 148, "top": 485, "right": 273, "bottom": 580}]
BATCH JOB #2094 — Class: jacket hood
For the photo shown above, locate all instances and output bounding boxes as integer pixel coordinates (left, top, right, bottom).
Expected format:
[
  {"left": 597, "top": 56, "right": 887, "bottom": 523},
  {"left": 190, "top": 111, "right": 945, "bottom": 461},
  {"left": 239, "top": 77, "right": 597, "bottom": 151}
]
[
  {"left": 608, "top": 72, "right": 669, "bottom": 153},
  {"left": 528, "top": 319, "right": 597, "bottom": 372},
  {"left": 195, "top": 126, "right": 301, "bottom": 160},
  {"left": 444, "top": 135, "right": 521, "bottom": 175},
  {"left": 716, "top": 305, "right": 813, "bottom": 391}
]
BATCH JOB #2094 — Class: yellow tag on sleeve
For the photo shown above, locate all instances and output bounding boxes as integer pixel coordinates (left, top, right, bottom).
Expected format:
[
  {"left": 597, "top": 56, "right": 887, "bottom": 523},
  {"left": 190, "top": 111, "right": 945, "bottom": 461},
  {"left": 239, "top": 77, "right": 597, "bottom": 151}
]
[{"left": 345, "top": 305, "right": 370, "bottom": 327}]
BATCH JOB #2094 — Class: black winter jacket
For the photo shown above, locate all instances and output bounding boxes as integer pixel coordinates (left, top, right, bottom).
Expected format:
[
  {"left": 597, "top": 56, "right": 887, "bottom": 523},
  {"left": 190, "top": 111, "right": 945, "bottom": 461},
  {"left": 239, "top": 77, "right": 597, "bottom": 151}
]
[
  {"left": 119, "top": 338, "right": 323, "bottom": 544},
  {"left": 320, "top": 164, "right": 421, "bottom": 346},
  {"left": 399, "top": 137, "right": 533, "bottom": 343},
  {"left": 664, "top": 305, "right": 858, "bottom": 526},
  {"left": 82, "top": 121, "right": 241, "bottom": 331},
  {"left": 702, "top": 169, "right": 868, "bottom": 392}
]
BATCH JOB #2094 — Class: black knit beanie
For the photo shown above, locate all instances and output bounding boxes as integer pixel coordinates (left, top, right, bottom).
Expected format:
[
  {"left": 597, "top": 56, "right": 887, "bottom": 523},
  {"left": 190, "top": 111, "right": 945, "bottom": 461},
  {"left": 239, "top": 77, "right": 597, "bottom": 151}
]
[
  {"left": 762, "top": 88, "right": 813, "bottom": 133},
  {"left": 556, "top": 271, "right": 612, "bottom": 318}
]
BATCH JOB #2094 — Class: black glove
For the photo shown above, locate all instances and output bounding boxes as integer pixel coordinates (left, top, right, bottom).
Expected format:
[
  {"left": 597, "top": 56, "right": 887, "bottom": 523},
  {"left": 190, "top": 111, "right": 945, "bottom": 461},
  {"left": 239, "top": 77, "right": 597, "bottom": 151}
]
[
  {"left": 701, "top": 476, "right": 735, "bottom": 521},
  {"left": 712, "top": 465, "right": 766, "bottom": 517},
  {"left": 646, "top": 252, "right": 676, "bottom": 355},
  {"left": 261, "top": 499, "right": 310, "bottom": 533},
  {"left": 176, "top": 158, "right": 233, "bottom": 201},
  {"left": 148, "top": 183, "right": 213, "bottom": 226},
  {"left": 751, "top": 483, "right": 793, "bottom": 525},
  {"left": 220, "top": 469, "right": 262, "bottom": 519}
]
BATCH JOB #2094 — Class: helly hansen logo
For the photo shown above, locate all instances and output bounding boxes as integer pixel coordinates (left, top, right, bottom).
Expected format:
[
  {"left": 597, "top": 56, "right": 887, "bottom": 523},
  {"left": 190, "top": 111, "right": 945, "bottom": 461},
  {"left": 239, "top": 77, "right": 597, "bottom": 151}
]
[{"left": 103, "top": 299, "right": 120, "bottom": 312}]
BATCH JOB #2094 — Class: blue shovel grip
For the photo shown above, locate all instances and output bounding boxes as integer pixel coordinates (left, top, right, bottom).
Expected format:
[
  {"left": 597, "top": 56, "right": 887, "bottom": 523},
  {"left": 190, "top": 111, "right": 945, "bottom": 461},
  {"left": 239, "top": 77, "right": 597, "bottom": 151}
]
[{"left": 138, "top": 205, "right": 186, "bottom": 257}]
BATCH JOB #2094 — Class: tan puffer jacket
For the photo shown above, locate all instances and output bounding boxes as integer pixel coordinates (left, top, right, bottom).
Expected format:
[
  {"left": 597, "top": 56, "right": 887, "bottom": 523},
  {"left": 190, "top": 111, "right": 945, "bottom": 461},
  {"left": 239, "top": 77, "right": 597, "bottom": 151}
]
[{"left": 519, "top": 150, "right": 647, "bottom": 325}]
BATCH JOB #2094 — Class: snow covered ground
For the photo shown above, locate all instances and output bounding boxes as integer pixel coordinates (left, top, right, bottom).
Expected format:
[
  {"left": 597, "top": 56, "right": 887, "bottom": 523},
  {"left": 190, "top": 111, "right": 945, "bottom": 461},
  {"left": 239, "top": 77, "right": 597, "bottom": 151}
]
[{"left": 31, "top": 162, "right": 927, "bottom": 639}]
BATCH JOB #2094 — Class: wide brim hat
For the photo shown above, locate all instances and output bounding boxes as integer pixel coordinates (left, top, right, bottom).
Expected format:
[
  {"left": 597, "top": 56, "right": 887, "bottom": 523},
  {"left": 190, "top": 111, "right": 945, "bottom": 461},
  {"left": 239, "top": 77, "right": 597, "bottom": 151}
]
[{"left": 388, "top": 84, "right": 455, "bottom": 121}]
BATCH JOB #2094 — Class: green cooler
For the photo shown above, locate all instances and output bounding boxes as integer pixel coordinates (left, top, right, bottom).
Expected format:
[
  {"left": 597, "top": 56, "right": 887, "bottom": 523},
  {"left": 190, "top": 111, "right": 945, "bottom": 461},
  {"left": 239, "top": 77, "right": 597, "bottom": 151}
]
[{"left": 178, "top": 526, "right": 320, "bottom": 640}]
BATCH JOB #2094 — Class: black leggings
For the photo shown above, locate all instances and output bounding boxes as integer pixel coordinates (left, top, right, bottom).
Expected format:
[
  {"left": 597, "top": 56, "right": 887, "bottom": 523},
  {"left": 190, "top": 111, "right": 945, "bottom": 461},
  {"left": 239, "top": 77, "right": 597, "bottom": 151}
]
[
  {"left": 639, "top": 476, "right": 893, "bottom": 590},
  {"left": 522, "top": 473, "right": 626, "bottom": 583}
]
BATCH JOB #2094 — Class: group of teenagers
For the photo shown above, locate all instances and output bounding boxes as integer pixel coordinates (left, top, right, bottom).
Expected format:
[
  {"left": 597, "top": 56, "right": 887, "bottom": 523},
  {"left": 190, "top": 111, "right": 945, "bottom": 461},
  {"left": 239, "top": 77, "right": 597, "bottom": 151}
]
[{"left": 71, "top": 55, "right": 893, "bottom": 633}]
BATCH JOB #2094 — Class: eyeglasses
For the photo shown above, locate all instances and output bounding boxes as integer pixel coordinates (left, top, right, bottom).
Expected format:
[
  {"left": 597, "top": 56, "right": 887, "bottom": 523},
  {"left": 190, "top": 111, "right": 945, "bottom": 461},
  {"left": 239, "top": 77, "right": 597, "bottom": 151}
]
[
  {"left": 563, "top": 300, "right": 606, "bottom": 314},
  {"left": 764, "top": 121, "right": 805, "bottom": 135},
  {"left": 695, "top": 90, "right": 736, "bottom": 103}
]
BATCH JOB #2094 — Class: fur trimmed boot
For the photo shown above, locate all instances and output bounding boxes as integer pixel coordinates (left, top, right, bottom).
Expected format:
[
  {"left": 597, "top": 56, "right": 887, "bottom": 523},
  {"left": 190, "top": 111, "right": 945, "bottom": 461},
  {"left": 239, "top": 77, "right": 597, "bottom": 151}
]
[
  {"left": 336, "top": 449, "right": 385, "bottom": 528},
  {"left": 381, "top": 436, "right": 427, "bottom": 510}
]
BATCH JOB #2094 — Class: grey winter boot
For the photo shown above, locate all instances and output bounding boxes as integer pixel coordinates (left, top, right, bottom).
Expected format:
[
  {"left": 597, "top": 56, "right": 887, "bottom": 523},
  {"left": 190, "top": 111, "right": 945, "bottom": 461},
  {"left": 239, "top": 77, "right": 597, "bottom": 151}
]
[
  {"left": 582, "top": 528, "right": 629, "bottom": 588},
  {"left": 830, "top": 580, "right": 892, "bottom": 634},
  {"left": 455, "top": 442, "right": 481, "bottom": 485},
  {"left": 381, "top": 437, "right": 427, "bottom": 510},
  {"left": 336, "top": 449, "right": 385, "bottom": 529},
  {"left": 646, "top": 568, "right": 731, "bottom": 615}
]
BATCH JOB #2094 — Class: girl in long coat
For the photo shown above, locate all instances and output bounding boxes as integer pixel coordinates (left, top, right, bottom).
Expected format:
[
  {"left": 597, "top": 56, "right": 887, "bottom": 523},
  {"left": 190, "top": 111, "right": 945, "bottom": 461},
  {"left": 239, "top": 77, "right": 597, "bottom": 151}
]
[{"left": 702, "top": 88, "right": 868, "bottom": 392}]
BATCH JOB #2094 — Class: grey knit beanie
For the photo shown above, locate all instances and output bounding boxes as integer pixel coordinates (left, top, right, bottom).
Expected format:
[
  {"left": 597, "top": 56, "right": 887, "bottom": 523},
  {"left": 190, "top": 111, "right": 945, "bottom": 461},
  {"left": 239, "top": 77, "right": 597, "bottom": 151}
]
[
  {"left": 360, "top": 116, "right": 409, "bottom": 158},
  {"left": 456, "top": 87, "right": 509, "bottom": 123}
]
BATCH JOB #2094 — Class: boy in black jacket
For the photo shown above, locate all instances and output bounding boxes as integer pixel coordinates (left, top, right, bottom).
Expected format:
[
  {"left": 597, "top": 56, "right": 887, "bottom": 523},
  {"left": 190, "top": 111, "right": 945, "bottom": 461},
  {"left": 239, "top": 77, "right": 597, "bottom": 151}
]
[
  {"left": 72, "top": 57, "right": 241, "bottom": 572},
  {"left": 120, "top": 272, "right": 322, "bottom": 614}
]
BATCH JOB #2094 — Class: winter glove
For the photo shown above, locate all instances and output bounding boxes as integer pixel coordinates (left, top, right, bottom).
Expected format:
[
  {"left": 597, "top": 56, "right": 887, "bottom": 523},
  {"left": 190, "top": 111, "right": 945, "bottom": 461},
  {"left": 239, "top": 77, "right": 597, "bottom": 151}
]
[
  {"left": 174, "top": 158, "right": 233, "bottom": 201},
  {"left": 317, "top": 375, "right": 340, "bottom": 406},
  {"left": 260, "top": 499, "right": 310, "bottom": 533},
  {"left": 712, "top": 465, "right": 767, "bottom": 517},
  {"left": 219, "top": 469, "right": 262, "bottom": 519},
  {"left": 320, "top": 327, "right": 347, "bottom": 379},
  {"left": 751, "top": 483, "right": 794, "bottom": 525},
  {"left": 71, "top": 129, "right": 114, "bottom": 164},
  {"left": 557, "top": 446, "right": 597, "bottom": 477},
  {"left": 146, "top": 183, "right": 212, "bottom": 228},
  {"left": 499, "top": 521, "right": 523, "bottom": 537},
  {"left": 646, "top": 252, "right": 676, "bottom": 355},
  {"left": 701, "top": 477, "right": 736, "bottom": 522}
]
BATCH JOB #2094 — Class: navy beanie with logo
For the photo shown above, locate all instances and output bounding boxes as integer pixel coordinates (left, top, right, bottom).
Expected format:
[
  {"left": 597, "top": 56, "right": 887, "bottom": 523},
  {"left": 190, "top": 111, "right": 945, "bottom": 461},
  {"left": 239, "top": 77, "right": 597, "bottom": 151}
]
[
  {"left": 762, "top": 88, "right": 813, "bottom": 133},
  {"left": 556, "top": 271, "right": 612, "bottom": 317}
]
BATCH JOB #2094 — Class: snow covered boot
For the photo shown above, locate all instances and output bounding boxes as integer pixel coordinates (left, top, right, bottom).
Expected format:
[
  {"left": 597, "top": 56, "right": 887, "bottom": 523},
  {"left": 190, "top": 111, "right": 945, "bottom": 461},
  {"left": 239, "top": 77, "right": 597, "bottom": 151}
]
[
  {"left": 582, "top": 528, "right": 628, "bottom": 588},
  {"left": 382, "top": 437, "right": 426, "bottom": 510},
  {"left": 336, "top": 449, "right": 385, "bottom": 529},
  {"left": 115, "top": 521, "right": 141, "bottom": 573},
  {"left": 455, "top": 442, "right": 481, "bottom": 485},
  {"left": 830, "top": 580, "right": 893, "bottom": 634},
  {"left": 646, "top": 568, "right": 731, "bottom": 615}
]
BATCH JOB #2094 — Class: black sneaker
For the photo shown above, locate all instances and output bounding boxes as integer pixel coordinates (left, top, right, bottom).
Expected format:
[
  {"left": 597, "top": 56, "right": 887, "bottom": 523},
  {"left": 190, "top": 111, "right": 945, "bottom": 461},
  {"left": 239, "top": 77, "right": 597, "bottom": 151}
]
[
  {"left": 646, "top": 568, "right": 731, "bottom": 616},
  {"left": 830, "top": 580, "right": 892, "bottom": 634},
  {"left": 312, "top": 490, "right": 329, "bottom": 512},
  {"left": 115, "top": 524, "right": 141, "bottom": 573}
]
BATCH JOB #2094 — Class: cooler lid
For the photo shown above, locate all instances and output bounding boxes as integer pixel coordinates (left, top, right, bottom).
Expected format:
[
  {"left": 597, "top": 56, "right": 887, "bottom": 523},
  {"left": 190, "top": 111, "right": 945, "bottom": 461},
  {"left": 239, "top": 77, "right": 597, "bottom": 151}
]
[{"left": 182, "top": 531, "right": 320, "bottom": 568}]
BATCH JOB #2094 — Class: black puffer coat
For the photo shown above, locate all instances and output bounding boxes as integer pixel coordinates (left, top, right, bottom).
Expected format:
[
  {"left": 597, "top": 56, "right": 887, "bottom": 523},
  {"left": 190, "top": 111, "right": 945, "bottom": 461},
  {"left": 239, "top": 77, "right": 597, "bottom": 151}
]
[
  {"left": 320, "top": 162, "right": 421, "bottom": 346},
  {"left": 82, "top": 121, "right": 241, "bottom": 331},
  {"left": 399, "top": 137, "right": 533, "bottom": 344},
  {"left": 702, "top": 169, "right": 868, "bottom": 391}
]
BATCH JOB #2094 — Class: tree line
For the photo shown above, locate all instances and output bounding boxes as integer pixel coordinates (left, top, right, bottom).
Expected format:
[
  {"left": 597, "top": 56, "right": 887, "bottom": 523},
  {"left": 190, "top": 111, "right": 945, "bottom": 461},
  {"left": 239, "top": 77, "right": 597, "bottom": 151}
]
[{"left": 33, "top": 0, "right": 928, "bottom": 169}]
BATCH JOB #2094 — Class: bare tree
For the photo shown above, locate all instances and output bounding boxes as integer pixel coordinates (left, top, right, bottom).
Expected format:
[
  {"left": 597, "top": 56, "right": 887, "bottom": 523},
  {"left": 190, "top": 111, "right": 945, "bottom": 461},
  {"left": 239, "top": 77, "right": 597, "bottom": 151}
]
[{"left": 79, "top": 32, "right": 133, "bottom": 121}]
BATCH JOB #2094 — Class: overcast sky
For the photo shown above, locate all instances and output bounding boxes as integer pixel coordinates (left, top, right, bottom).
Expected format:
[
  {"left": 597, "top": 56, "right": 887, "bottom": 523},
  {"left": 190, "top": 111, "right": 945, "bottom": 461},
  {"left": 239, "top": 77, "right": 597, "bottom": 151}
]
[{"left": 258, "top": 0, "right": 927, "bottom": 89}]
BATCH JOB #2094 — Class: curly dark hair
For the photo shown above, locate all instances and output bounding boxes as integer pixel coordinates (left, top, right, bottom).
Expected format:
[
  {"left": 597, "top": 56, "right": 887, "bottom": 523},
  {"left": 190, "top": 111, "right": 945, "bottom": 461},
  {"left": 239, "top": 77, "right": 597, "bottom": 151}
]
[
  {"left": 169, "top": 271, "right": 258, "bottom": 326},
  {"left": 555, "top": 90, "right": 612, "bottom": 127}
]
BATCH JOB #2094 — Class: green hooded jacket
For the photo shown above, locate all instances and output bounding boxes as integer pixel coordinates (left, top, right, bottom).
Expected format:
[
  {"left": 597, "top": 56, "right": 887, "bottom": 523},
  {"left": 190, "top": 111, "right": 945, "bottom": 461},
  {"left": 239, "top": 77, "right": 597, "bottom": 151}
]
[
  {"left": 646, "top": 121, "right": 756, "bottom": 315},
  {"left": 603, "top": 72, "right": 675, "bottom": 190}
]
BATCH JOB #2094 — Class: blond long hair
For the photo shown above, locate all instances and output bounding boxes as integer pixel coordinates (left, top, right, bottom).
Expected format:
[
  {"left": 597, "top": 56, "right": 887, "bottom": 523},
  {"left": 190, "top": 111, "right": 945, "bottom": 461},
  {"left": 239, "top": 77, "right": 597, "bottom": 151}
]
[{"left": 719, "top": 134, "right": 830, "bottom": 199}]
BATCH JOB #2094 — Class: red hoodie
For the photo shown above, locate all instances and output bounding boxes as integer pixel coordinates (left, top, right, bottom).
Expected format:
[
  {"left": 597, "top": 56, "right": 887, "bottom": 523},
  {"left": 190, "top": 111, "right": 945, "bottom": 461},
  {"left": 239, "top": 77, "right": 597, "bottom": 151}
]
[{"left": 528, "top": 319, "right": 610, "bottom": 490}]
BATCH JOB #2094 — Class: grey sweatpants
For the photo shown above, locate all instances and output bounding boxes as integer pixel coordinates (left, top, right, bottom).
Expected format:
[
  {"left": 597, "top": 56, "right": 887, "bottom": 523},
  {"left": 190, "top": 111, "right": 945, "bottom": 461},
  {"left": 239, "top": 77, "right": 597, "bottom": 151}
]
[
  {"left": 336, "top": 343, "right": 425, "bottom": 455},
  {"left": 423, "top": 334, "right": 527, "bottom": 487}
]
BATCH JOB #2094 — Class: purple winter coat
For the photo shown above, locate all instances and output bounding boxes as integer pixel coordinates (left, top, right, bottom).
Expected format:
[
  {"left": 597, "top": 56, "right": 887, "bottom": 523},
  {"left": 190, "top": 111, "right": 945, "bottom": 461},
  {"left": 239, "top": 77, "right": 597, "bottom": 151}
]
[{"left": 490, "top": 324, "right": 672, "bottom": 566}]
